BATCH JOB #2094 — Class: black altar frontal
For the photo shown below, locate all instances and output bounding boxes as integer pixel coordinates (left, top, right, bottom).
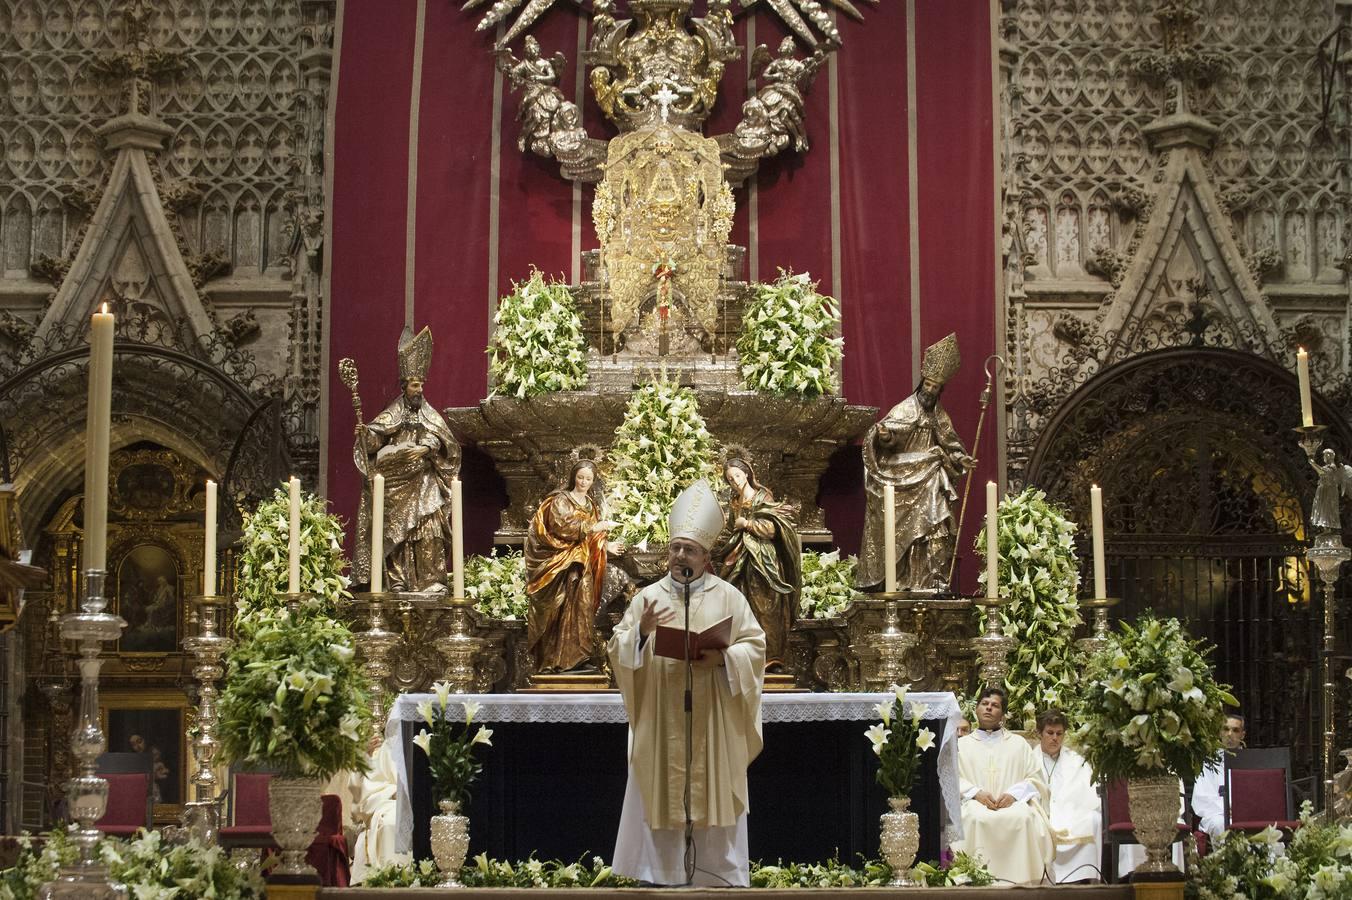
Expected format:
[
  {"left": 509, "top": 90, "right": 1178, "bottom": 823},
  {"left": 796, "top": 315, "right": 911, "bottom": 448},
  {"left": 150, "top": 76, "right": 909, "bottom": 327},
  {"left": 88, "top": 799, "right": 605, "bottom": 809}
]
[{"left": 388, "top": 692, "right": 959, "bottom": 866}]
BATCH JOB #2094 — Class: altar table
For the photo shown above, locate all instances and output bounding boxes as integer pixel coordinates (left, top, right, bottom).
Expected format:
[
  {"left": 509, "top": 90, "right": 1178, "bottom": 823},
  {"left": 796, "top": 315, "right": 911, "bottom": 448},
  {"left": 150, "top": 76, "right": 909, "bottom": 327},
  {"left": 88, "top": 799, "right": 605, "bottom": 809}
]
[{"left": 386, "top": 691, "right": 961, "bottom": 865}]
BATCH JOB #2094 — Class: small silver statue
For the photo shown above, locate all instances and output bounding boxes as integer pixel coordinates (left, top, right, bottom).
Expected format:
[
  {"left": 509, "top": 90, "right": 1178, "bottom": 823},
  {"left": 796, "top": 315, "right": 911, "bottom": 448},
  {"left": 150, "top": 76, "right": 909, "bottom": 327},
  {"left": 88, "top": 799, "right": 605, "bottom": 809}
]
[
  {"left": 857, "top": 333, "right": 975, "bottom": 593},
  {"left": 353, "top": 327, "right": 461, "bottom": 594},
  {"left": 1310, "top": 448, "right": 1352, "bottom": 534}
]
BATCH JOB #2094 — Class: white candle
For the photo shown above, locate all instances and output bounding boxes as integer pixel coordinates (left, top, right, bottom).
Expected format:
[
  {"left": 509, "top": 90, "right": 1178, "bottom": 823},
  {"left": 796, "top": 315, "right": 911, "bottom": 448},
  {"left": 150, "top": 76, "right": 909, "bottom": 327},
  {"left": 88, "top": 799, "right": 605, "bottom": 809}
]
[
  {"left": 287, "top": 476, "right": 301, "bottom": 594},
  {"left": 1091, "top": 484, "right": 1107, "bottom": 599},
  {"left": 986, "top": 481, "right": 999, "bottom": 599},
  {"left": 370, "top": 474, "right": 385, "bottom": 594},
  {"left": 84, "top": 305, "right": 114, "bottom": 572},
  {"left": 883, "top": 484, "right": 897, "bottom": 593},
  {"left": 451, "top": 477, "right": 465, "bottom": 598},
  {"left": 1298, "top": 348, "right": 1314, "bottom": 428},
  {"left": 204, "top": 479, "right": 217, "bottom": 596}
]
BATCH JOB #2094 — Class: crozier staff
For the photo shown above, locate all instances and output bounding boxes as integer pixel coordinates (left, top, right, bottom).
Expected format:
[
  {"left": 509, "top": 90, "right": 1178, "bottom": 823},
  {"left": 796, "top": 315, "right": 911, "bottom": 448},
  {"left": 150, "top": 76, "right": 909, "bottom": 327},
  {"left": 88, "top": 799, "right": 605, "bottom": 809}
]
[{"left": 608, "top": 480, "right": 766, "bottom": 886}]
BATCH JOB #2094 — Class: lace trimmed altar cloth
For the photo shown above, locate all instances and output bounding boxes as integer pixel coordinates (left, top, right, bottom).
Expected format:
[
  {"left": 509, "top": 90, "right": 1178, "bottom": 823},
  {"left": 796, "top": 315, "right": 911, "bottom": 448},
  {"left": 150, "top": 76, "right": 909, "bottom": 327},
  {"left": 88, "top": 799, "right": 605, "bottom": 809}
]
[{"left": 386, "top": 691, "right": 963, "bottom": 855}]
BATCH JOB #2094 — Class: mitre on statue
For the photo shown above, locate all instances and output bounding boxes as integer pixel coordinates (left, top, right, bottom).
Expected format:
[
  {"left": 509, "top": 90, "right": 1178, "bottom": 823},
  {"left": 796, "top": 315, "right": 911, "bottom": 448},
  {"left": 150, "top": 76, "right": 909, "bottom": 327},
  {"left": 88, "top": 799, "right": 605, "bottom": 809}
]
[
  {"left": 398, "top": 325, "right": 434, "bottom": 381},
  {"left": 668, "top": 479, "right": 725, "bottom": 551},
  {"left": 920, "top": 332, "right": 960, "bottom": 386}
]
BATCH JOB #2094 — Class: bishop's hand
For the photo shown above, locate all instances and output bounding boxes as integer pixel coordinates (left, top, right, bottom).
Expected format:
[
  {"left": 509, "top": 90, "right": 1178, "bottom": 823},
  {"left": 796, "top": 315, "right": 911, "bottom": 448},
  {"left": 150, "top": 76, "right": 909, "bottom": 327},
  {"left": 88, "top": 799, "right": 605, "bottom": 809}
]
[{"left": 638, "top": 597, "right": 675, "bottom": 636}]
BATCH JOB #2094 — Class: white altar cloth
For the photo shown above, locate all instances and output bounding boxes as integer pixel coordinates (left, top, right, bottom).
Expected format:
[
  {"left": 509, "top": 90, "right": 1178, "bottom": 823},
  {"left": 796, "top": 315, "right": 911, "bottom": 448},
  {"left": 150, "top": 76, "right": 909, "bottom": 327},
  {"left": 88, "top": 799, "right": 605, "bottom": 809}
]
[{"left": 386, "top": 691, "right": 962, "bottom": 854}]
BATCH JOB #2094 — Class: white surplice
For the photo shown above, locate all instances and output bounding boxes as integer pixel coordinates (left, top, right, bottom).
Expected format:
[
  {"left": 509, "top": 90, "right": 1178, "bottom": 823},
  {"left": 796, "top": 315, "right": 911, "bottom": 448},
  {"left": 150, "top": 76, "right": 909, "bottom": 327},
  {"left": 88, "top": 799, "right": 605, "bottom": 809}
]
[
  {"left": 952, "top": 729, "right": 1054, "bottom": 885},
  {"left": 349, "top": 739, "right": 410, "bottom": 883},
  {"left": 1042, "top": 747, "right": 1102, "bottom": 883},
  {"left": 607, "top": 573, "right": 766, "bottom": 886},
  {"left": 1191, "top": 751, "right": 1229, "bottom": 839}
]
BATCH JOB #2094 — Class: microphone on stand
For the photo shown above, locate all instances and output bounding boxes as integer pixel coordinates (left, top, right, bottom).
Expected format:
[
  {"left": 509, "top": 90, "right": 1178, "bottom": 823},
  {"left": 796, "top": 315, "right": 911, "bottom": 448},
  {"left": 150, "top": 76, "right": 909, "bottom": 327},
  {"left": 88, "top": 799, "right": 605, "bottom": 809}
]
[{"left": 682, "top": 565, "right": 695, "bottom": 885}]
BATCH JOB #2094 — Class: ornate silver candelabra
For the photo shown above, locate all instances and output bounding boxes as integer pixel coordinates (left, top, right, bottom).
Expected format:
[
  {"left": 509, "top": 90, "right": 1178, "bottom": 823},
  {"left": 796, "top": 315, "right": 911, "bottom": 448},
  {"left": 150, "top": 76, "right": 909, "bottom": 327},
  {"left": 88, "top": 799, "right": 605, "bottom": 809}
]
[
  {"left": 181, "top": 593, "right": 232, "bottom": 845},
  {"left": 1076, "top": 596, "right": 1120, "bottom": 658},
  {"left": 40, "top": 570, "right": 128, "bottom": 900},
  {"left": 354, "top": 592, "right": 404, "bottom": 727},
  {"left": 972, "top": 594, "right": 1016, "bottom": 688},
  {"left": 436, "top": 596, "right": 486, "bottom": 693}
]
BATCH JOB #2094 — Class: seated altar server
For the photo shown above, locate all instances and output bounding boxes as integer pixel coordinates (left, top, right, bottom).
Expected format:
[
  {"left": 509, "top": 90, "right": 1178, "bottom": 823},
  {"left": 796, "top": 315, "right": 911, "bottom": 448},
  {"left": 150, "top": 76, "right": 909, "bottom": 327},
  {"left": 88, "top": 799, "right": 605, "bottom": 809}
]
[
  {"left": 1037, "top": 710, "right": 1102, "bottom": 883},
  {"left": 951, "top": 687, "right": 1054, "bottom": 885},
  {"left": 1191, "top": 712, "right": 1245, "bottom": 839},
  {"left": 608, "top": 480, "right": 767, "bottom": 886},
  {"left": 349, "top": 737, "right": 409, "bottom": 883}
]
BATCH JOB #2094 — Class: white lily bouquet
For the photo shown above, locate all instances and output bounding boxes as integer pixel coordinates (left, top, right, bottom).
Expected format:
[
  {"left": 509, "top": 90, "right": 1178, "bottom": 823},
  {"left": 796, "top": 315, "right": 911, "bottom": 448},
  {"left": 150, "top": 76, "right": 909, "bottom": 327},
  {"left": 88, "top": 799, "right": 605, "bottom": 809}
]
[
  {"left": 865, "top": 683, "right": 938, "bottom": 798},
  {"left": 737, "top": 270, "right": 843, "bottom": 397},
  {"left": 975, "top": 487, "right": 1082, "bottom": 730},
  {"left": 605, "top": 377, "right": 719, "bottom": 547},
  {"left": 414, "top": 682, "right": 495, "bottom": 805},
  {"left": 799, "top": 549, "right": 858, "bottom": 619},
  {"left": 464, "top": 550, "right": 529, "bottom": 620},
  {"left": 488, "top": 269, "right": 588, "bottom": 398},
  {"left": 1073, "top": 613, "right": 1236, "bottom": 782}
]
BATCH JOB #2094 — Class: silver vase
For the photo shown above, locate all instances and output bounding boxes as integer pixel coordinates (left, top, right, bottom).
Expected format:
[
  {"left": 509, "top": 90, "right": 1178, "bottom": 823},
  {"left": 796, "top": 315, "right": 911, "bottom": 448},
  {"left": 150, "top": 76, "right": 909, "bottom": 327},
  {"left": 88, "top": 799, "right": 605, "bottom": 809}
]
[
  {"left": 1127, "top": 775, "right": 1182, "bottom": 878},
  {"left": 431, "top": 799, "right": 470, "bottom": 888},
  {"left": 267, "top": 776, "right": 324, "bottom": 880},
  {"left": 879, "top": 795, "right": 920, "bottom": 887}
]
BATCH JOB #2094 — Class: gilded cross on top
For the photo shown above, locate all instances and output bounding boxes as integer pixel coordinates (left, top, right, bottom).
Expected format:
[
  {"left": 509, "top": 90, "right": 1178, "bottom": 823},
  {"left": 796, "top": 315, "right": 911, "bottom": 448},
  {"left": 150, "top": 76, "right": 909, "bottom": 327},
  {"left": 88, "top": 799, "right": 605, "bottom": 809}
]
[{"left": 653, "top": 84, "right": 679, "bottom": 123}]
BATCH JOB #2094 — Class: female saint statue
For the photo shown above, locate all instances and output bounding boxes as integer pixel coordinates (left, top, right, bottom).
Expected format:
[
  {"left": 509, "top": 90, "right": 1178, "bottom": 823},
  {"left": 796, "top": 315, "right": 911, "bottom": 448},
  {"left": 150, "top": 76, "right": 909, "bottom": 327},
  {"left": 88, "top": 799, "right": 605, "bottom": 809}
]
[
  {"left": 525, "top": 460, "right": 625, "bottom": 673},
  {"left": 715, "top": 459, "right": 802, "bottom": 672},
  {"left": 1310, "top": 448, "right": 1352, "bottom": 534}
]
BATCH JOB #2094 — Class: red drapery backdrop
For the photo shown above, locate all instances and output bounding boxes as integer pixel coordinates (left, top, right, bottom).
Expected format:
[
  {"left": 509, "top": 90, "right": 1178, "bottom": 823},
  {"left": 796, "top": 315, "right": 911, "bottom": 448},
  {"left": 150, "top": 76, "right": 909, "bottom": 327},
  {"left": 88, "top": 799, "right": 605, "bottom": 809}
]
[{"left": 327, "top": 0, "right": 997, "bottom": 591}]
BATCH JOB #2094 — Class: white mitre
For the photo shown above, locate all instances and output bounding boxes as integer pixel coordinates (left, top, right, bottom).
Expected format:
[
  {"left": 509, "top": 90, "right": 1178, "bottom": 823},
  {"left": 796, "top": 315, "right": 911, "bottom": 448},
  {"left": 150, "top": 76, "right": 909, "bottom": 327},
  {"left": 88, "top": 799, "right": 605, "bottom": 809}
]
[{"left": 668, "top": 479, "right": 725, "bottom": 551}]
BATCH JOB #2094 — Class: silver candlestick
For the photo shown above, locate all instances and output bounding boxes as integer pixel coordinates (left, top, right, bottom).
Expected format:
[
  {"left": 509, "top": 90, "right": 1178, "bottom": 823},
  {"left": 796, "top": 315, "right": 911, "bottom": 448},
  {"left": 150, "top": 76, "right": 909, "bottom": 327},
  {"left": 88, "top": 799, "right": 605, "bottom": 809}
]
[
  {"left": 354, "top": 592, "right": 403, "bottom": 727},
  {"left": 436, "top": 597, "right": 486, "bottom": 693},
  {"left": 181, "top": 593, "right": 233, "bottom": 845},
  {"left": 1309, "top": 536, "right": 1350, "bottom": 818},
  {"left": 867, "top": 598, "right": 917, "bottom": 690},
  {"left": 1076, "top": 596, "right": 1120, "bottom": 657},
  {"left": 40, "top": 570, "right": 128, "bottom": 900},
  {"left": 972, "top": 594, "right": 1016, "bottom": 688}
]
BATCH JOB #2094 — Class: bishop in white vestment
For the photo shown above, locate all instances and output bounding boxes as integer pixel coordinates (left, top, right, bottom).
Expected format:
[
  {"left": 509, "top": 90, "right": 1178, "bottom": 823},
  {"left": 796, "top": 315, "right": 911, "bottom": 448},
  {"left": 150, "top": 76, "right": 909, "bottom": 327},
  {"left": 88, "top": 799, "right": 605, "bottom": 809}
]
[
  {"left": 1037, "top": 711, "right": 1102, "bottom": 883},
  {"left": 609, "top": 480, "right": 767, "bottom": 886},
  {"left": 951, "top": 689, "right": 1054, "bottom": 885}
]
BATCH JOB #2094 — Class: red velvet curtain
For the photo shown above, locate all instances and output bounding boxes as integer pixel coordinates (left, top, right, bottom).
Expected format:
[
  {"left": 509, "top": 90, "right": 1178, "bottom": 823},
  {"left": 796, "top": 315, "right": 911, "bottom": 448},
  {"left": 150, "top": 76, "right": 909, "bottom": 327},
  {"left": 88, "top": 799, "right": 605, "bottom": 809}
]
[{"left": 328, "top": 0, "right": 996, "bottom": 590}]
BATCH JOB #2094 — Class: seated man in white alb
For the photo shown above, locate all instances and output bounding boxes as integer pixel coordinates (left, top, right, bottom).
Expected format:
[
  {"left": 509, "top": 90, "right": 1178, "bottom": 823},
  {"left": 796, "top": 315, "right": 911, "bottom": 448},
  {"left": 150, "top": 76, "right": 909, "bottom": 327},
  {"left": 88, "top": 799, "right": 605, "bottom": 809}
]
[
  {"left": 1036, "top": 710, "right": 1102, "bottom": 883},
  {"left": 1191, "top": 711, "right": 1245, "bottom": 840},
  {"left": 348, "top": 736, "right": 410, "bottom": 883},
  {"left": 951, "top": 687, "right": 1054, "bottom": 885}
]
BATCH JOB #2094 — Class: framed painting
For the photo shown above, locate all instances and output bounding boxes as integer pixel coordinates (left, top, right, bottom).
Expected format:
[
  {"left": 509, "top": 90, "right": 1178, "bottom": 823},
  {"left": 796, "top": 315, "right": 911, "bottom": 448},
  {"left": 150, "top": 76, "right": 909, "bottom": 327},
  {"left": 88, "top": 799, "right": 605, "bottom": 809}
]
[
  {"left": 115, "top": 542, "right": 181, "bottom": 654},
  {"left": 100, "top": 690, "right": 191, "bottom": 824}
]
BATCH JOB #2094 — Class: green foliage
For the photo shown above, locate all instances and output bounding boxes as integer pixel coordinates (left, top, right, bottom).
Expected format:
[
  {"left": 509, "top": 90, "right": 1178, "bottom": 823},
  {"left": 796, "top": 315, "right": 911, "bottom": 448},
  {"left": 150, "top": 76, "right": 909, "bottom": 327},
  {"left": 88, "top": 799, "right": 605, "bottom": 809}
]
[
  {"left": 412, "top": 686, "right": 494, "bottom": 806},
  {"left": 1073, "top": 613, "right": 1237, "bottom": 781},
  {"left": 737, "top": 270, "right": 843, "bottom": 397},
  {"left": 911, "top": 852, "right": 997, "bottom": 887},
  {"left": 750, "top": 857, "right": 892, "bottom": 888},
  {"left": 606, "top": 377, "right": 719, "bottom": 547},
  {"left": 218, "top": 607, "right": 373, "bottom": 779},
  {"left": 236, "top": 484, "right": 351, "bottom": 622},
  {"left": 488, "top": 270, "right": 588, "bottom": 398},
  {"left": 866, "top": 684, "right": 938, "bottom": 798},
  {"left": 975, "top": 487, "right": 1082, "bottom": 730},
  {"left": 464, "top": 550, "right": 529, "bottom": 620},
  {"left": 0, "top": 828, "right": 265, "bottom": 900},
  {"left": 799, "top": 550, "right": 857, "bottom": 619},
  {"left": 1186, "top": 804, "right": 1352, "bottom": 900},
  {"left": 365, "top": 855, "right": 635, "bottom": 888}
]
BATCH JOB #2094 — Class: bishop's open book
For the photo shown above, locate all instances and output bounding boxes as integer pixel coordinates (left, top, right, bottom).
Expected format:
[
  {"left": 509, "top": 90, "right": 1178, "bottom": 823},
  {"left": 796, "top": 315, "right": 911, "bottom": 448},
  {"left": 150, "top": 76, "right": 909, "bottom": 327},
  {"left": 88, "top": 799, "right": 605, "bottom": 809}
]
[{"left": 652, "top": 615, "right": 733, "bottom": 661}]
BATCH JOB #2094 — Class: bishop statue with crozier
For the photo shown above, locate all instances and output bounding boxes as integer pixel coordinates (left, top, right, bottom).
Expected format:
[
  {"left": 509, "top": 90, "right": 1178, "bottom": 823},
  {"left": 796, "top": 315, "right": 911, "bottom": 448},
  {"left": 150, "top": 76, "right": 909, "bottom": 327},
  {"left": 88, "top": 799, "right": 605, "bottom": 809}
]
[
  {"left": 608, "top": 480, "right": 767, "bottom": 886},
  {"left": 353, "top": 326, "right": 461, "bottom": 594}
]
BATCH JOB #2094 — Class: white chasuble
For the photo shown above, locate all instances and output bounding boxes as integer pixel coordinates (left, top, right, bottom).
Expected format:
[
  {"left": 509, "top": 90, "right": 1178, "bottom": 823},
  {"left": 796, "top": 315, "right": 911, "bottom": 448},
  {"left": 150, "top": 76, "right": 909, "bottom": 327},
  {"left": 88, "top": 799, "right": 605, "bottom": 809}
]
[
  {"left": 952, "top": 729, "right": 1054, "bottom": 885},
  {"left": 608, "top": 574, "right": 766, "bottom": 885},
  {"left": 1043, "top": 747, "right": 1102, "bottom": 883}
]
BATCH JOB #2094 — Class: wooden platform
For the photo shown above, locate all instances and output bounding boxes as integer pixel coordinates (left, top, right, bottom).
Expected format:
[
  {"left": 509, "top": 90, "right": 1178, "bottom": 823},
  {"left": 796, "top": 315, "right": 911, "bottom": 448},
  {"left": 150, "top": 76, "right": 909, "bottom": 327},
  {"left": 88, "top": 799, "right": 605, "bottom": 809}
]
[{"left": 320, "top": 885, "right": 1138, "bottom": 898}]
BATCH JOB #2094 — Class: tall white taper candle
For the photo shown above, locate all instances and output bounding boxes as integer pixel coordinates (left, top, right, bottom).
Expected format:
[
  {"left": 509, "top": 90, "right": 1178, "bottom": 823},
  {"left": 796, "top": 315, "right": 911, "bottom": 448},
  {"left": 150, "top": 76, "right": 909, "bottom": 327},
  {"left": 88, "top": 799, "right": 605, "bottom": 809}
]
[
  {"left": 370, "top": 474, "right": 385, "bottom": 593},
  {"left": 84, "top": 304, "right": 114, "bottom": 572},
  {"left": 986, "top": 481, "right": 999, "bottom": 599},
  {"left": 287, "top": 476, "right": 301, "bottom": 594},
  {"left": 451, "top": 477, "right": 465, "bottom": 598},
  {"left": 1091, "top": 484, "right": 1107, "bottom": 599},
  {"left": 1298, "top": 348, "right": 1314, "bottom": 428},
  {"left": 203, "top": 479, "right": 217, "bottom": 596},
  {"left": 883, "top": 483, "right": 897, "bottom": 593}
]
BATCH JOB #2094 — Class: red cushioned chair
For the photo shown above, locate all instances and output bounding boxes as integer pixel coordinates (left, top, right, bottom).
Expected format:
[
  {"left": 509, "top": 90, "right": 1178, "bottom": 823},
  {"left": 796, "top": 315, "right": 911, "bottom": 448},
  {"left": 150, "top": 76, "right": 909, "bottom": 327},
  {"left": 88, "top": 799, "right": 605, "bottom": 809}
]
[
  {"left": 96, "top": 773, "right": 150, "bottom": 837},
  {"left": 1228, "top": 768, "right": 1301, "bottom": 833},
  {"left": 1102, "top": 779, "right": 1199, "bottom": 882},
  {"left": 218, "top": 772, "right": 350, "bottom": 887}
]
